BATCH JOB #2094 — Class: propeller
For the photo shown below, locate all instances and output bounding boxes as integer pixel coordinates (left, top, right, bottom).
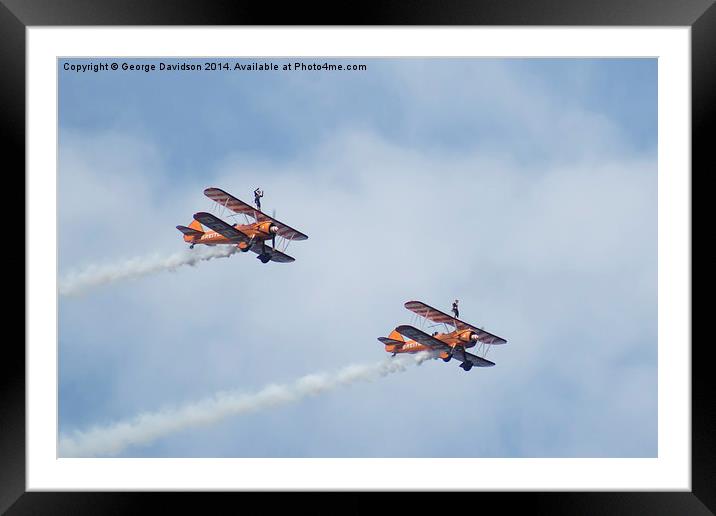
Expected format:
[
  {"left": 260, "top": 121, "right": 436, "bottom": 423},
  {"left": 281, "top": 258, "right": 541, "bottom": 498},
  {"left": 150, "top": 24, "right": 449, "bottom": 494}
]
[
  {"left": 270, "top": 223, "right": 278, "bottom": 252},
  {"left": 271, "top": 208, "right": 277, "bottom": 251}
]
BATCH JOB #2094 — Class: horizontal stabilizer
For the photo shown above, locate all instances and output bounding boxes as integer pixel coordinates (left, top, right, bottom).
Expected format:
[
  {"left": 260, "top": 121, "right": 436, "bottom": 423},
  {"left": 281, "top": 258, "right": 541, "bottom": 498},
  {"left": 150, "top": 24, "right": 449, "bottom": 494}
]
[
  {"left": 378, "top": 337, "right": 404, "bottom": 346},
  {"left": 176, "top": 225, "right": 203, "bottom": 237}
]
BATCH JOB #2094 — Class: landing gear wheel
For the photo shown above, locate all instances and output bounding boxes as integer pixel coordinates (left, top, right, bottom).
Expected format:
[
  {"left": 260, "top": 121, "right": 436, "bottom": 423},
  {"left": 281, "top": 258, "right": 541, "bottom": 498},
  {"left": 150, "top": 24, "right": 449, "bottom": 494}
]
[
  {"left": 189, "top": 244, "right": 195, "bottom": 249},
  {"left": 442, "top": 356, "right": 451, "bottom": 362},
  {"left": 460, "top": 362, "right": 473, "bottom": 372},
  {"left": 257, "top": 253, "right": 271, "bottom": 264},
  {"left": 240, "top": 238, "right": 255, "bottom": 253}
]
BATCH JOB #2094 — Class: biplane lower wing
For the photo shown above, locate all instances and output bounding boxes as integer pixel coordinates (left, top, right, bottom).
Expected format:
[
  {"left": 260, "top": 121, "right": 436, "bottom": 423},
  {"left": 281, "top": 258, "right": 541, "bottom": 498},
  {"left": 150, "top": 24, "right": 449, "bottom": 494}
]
[
  {"left": 193, "top": 212, "right": 250, "bottom": 243},
  {"left": 394, "top": 325, "right": 450, "bottom": 351},
  {"left": 176, "top": 225, "right": 203, "bottom": 237},
  {"left": 450, "top": 347, "right": 496, "bottom": 367},
  {"left": 395, "top": 325, "right": 495, "bottom": 367},
  {"left": 248, "top": 241, "right": 295, "bottom": 263},
  {"left": 404, "top": 300, "right": 507, "bottom": 345},
  {"left": 203, "top": 187, "right": 308, "bottom": 241}
]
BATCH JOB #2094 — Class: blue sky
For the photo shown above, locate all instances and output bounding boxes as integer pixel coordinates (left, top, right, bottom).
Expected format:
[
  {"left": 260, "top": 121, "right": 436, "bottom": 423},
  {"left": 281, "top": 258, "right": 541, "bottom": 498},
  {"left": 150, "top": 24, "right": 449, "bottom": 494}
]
[{"left": 58, "top": 57, "right": 657, "bottom": 457}]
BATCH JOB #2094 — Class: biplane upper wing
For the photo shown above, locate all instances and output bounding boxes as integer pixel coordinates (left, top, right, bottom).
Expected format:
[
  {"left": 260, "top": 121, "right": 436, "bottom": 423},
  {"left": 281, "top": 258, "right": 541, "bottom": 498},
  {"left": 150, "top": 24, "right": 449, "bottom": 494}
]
[
  {"left": 247, "top": 241, "right": 295, "bottom": 263},
  {"left": 394, "top": 325, "right": 451, "bottom": 351},
  {"left": 403, "top": 300, "right": 507, "bottom": 345},
  {"left": 451, "top": 347, "right": 496, "bottom": 367},
  {"left": 192, "top": 212, "right": 250, "bottom": 243},
  {"left": 203, "top": 187, "right": 308, "bottom": 241}
]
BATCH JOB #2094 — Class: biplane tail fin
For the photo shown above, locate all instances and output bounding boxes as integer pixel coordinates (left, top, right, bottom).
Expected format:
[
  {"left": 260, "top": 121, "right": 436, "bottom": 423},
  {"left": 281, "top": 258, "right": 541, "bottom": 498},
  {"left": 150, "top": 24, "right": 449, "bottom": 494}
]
[
  {"left": 378, "top": 330, "right": 406, "bottom": 352},
  {"left": 388, "top": 329, "right": 405, "bottom": 342},
  {"left": 176, "top": 220, "right": 205, "bottom": 242},
  {"left": 189, "top": 219, "right": 204, "bottom": 233}
]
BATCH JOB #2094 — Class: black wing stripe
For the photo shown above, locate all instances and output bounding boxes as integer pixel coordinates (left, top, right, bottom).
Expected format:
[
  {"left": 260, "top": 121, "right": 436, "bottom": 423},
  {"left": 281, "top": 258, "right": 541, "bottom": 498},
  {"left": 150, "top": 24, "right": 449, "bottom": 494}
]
[
  {"left": 394, "top": 325, "right": 450, "bottom": 351},
  {"left": 193, "top": 212, "right": 249, "bottom": 242}
]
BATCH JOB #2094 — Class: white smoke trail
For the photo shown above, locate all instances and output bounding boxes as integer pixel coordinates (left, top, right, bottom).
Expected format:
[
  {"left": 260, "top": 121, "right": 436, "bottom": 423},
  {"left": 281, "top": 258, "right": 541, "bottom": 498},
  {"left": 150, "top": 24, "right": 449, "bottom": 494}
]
[
  {"left": 59, "top": 352, "right": 433, "bottom": 457},
  {"left": 59, "top": 246, "right": 237, "bottom": 296}
]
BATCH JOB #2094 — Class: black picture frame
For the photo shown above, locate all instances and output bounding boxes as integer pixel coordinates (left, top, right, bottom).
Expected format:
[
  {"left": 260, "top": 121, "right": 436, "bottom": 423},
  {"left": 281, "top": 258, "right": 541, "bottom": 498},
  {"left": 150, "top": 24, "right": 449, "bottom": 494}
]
[{"left": 3, "top": 0, "right": 709, "bottom": 513}]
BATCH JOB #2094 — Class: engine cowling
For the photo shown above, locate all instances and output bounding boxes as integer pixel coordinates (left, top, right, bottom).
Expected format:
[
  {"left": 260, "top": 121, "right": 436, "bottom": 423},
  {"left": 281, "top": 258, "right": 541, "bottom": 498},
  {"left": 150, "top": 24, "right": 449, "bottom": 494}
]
[
  {"left": 257, "top": 221, "right": 278, "bottom": 236},
  {"left": 457, "top": 330, "right": 479, "bottom": 344}
]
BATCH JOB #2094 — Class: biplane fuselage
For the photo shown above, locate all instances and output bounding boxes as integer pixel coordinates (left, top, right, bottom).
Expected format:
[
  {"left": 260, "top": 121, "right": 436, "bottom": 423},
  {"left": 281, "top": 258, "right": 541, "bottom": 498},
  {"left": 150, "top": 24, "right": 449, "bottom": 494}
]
[
  {"left": 184, "top": 220, "right": 276, "bottom": 250},
  {"left": 379, "top": 300, "right": 507, "bottom": 371},
  {"left": 382, "top": 329, "right": 478, "bottom": 360},
  {"left": 384, "top": 341, "right": 451, "bottom": 360}
]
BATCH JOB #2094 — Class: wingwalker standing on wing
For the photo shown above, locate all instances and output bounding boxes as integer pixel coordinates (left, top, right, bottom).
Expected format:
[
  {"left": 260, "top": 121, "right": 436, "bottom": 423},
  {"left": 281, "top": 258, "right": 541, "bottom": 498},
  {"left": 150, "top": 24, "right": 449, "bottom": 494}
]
[
  {"left": 254, "top": 187, "right": 263, "bottom": 210},
  {"left": 176, "top": 187, "right": 308, "bottom": 264},
  {"left": 378, "top": 300, "right": 507, "bottom": 372}
]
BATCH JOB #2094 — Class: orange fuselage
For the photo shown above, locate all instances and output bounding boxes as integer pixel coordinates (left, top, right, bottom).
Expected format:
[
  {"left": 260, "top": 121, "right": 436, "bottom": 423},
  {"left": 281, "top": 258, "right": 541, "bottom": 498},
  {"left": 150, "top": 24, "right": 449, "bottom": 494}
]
[
  {"left": 185, "top": 221, "right": 275, "bottom": 249},
  {"left": 385, "top": 329, "right": 477, "bottom": 358}
]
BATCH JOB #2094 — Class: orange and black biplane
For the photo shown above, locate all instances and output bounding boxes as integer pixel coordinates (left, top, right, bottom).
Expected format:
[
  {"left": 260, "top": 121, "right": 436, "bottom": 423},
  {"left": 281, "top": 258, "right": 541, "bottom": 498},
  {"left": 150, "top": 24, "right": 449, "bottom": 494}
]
[
  {"left": 176, "top": 187, "right": 308, "bottom": 263},
  {"left": 379, "top": 300, "right": 507, "bottom": 371}
]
